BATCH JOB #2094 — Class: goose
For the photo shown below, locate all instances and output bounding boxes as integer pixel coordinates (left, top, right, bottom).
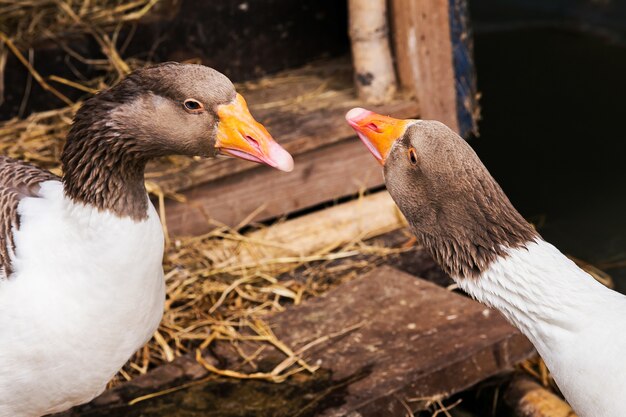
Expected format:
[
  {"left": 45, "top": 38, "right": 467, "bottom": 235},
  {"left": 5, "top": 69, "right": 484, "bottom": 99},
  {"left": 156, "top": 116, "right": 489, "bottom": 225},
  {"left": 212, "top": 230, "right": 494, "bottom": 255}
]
[
  {"left": 0, "top": 62, "right": 293, "bottom": 417},
  {"left": 346, "top": 107, "right": 625, "bottom": 417}
]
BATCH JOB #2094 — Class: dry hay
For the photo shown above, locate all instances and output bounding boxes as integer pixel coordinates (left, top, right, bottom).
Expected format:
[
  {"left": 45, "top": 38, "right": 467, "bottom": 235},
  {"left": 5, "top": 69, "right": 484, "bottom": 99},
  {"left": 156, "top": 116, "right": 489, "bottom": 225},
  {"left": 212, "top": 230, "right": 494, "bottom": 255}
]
[
  {"left": 0, "top": 0, "right": 161, "bottom": 169},
  {"left": 109, "top": 222, "right": 411, "bottom": 386},
  {"left": 0, "top": 0, "right": 161, "bottom": 48},
  {"left": 0, "top": 0, "right": 165, "bottom": 108}
]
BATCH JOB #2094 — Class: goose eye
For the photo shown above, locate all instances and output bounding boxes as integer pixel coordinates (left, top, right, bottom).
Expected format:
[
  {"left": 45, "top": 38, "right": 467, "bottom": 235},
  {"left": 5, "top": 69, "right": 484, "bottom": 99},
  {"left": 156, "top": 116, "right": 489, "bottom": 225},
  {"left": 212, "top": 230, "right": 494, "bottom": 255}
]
[
  {"left": 408, "top": 148, "right": 418, "bottom": 165},
  {"left": 184, "top": 99, "right": 203, "bottom": 112}
]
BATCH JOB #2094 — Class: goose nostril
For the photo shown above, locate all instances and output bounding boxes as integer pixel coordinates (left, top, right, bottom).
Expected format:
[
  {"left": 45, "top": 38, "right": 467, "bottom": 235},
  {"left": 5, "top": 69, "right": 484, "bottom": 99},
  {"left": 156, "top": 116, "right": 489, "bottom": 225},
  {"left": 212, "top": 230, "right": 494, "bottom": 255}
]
[
  {"left": 244, "top": 134, "right": 261, "bottom": 151},
  {"left": 366, "top": 122, "right": 381, "bottom": 133}
]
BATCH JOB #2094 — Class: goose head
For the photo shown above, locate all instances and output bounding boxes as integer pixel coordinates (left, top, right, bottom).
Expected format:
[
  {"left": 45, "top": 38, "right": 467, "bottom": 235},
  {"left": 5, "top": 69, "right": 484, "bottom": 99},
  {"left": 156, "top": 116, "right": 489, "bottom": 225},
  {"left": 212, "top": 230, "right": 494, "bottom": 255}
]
[
  {"left": 61, "top": 63, "right": 293, "bottom": 220},
  {"left": 346, "top": 107, "right": 537, "bottom": 278},
  {"left": 65, "top": 62, "right": 293, "bottom": 172}
]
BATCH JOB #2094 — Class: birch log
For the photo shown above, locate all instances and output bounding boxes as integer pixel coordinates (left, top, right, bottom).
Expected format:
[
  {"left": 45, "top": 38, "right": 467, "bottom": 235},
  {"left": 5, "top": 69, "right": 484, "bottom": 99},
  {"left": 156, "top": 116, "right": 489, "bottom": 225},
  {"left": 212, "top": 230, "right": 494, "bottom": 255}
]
[
  {"left": 348, "top": 0, "right": 397, "bottom": 104},
  {"left": 505, "top": 376, "right": 577, "bottom": 417}
]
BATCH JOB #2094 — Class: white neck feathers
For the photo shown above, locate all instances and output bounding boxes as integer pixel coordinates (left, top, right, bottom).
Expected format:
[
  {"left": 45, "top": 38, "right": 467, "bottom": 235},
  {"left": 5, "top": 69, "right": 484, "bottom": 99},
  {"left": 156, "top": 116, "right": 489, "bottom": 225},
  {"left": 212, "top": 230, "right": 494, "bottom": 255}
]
[
  {"left": 455, "top": 238, "right": 626, "bottom": 417},
  {"left": 457, "top": 239, "right": 609, "bottom": 350}
]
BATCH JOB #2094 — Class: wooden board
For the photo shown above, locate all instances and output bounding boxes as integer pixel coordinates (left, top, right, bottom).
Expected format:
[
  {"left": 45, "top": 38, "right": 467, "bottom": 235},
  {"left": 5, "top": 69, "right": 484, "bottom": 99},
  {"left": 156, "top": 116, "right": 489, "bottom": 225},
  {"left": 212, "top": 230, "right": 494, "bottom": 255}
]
[
  {"left": 390, "top": 0, "right": 478, "bottom": 137},
  {"left": 60, "top": 266, "right": 533, "bottom": 417},
  {"left": 192, "top": 191, "right": 407, "bottom": 271},
  {"left": 227, "top": 265, "right": 535, "bottom": 416},
  {"left": 163, "top": 138, "right": 385, "bottom": 236},
  {"left": 390, "top": 0, "right": 459, "bottom": 132}
]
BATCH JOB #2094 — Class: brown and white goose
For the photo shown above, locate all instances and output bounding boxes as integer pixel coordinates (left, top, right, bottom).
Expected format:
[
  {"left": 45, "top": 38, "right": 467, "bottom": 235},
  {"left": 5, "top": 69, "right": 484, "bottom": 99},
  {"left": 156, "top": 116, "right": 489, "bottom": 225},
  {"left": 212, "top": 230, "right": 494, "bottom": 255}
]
[
  {"left": 346, "top": 108, "right": 626, "bottom": 417},
  {"left": 0, "top": 63, "right": 293, "bottom": 417}
]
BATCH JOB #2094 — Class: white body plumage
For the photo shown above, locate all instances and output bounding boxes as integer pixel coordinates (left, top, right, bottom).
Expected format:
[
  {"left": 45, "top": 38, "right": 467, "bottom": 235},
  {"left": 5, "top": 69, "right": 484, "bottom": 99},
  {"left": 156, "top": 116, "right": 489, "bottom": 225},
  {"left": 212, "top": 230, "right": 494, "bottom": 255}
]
[
  {"left": 0, "top": 181, "right": 165, "bottom": 417},
  {"left": 457, "top": 239, "right": 626, "bottom": 417}
]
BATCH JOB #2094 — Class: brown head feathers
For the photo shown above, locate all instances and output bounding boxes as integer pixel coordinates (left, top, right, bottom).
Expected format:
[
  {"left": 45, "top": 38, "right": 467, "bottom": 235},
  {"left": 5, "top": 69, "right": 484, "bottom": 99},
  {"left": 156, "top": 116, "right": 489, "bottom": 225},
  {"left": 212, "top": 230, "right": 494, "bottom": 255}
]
[
  {"left": 383, "top": 121, "right": 538, "bottom": 279},
  {"left": 61, "top": 63, "right": 237, "bottom": 220}
]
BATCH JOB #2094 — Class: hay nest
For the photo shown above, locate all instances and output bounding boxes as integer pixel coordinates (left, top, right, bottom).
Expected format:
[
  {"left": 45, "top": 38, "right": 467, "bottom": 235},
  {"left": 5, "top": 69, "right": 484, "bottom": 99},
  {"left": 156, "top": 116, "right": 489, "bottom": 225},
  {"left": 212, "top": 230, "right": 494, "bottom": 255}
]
[{"left": 109, "top": 224, "right": 408, "bottom": 386}]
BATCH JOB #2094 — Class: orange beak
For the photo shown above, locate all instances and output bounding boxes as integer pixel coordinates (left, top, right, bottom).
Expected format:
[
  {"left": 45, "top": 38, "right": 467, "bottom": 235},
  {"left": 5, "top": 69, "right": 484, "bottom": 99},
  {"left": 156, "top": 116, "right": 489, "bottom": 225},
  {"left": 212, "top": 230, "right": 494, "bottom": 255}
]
[
  {"left": 216, "top": 94, "right": 294, "bottom": 172},
  {"left": 345, "top": 107, "right": 411, "bottom": 165}
]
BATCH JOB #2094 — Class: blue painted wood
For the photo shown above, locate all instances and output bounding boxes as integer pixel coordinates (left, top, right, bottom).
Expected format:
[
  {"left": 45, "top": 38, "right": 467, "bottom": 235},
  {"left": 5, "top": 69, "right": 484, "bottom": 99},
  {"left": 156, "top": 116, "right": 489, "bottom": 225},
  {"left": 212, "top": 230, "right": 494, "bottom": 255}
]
[
  {"left": 449, "top": 0, "right": 479, "bottom": 138},
  {"left": 471, "top": 0, "right": 626, "bottom": 35}
]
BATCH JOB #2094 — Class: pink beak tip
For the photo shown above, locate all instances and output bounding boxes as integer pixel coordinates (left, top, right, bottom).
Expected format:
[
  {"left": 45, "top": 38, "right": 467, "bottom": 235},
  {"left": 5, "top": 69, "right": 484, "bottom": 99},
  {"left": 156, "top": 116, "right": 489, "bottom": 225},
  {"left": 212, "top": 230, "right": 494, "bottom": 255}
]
[
  {"left": 269, "top": 142, "right": 294, "bottom": 172},
  {"left": 345, "top": 107, "right": 372, "bottom": 125}
]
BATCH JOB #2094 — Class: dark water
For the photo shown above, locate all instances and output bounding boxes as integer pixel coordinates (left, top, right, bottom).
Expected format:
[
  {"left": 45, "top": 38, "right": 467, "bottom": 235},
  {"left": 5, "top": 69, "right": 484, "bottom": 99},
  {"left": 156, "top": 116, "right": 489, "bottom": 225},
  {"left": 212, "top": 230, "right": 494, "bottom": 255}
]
[{"left": 470, "top": 27, "right": 626, "bottom": 292}]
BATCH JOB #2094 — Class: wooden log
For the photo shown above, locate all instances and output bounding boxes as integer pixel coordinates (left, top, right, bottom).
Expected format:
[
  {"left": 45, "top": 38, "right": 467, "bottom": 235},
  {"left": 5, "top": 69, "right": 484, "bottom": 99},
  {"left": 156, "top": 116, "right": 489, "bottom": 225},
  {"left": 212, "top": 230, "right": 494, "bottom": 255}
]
[
  {"left": 390, "top": 0, "right": 460, "bottom": 132},
  {"left": 348, "top": 0, "right": 397, "bottom": 104},
  {"left": 177, "top": 191, "right": 406, "bottom": 273},
  {"left": 505, "top": 376, "right": 577, "bottom": 417}
]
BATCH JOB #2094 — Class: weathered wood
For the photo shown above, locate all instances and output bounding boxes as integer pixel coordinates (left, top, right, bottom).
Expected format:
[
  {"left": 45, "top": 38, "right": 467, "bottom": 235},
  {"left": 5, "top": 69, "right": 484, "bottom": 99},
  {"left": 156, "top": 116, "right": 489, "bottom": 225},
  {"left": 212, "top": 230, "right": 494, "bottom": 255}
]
[
  {"left": 163, "top": 138, "right": 387, "bottom": 236},
  {"left": 347, "top": 0, "right": 397, "bottom": 103},
  {"left": 390, "top": 0, "right": 459, "bottom": 132},
  {"left": 58, "top": 266, "right": 533, "bottom": 417},
  {"left": 449, "top": 0, "right": 479, "bottom": 137},
  {"left": 199, "top": 191, "right": 407, "bottom": 271},
  {"left": 247, "top": 266, "right": 535, "bottom": 416},
  {"left": 505, "top": 376, "right": 577, "bottom": 417},
  {"left": 248, "top": 191, "right": 404, "bottom": 249}
]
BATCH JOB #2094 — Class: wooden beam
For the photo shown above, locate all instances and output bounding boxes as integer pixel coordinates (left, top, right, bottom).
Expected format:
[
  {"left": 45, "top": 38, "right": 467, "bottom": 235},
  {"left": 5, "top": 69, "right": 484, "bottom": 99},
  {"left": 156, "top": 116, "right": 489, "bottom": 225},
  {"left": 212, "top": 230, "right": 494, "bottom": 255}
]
[
  {"left": 193, "top": 191, "right": 406, "bottom": 272},
  {"left": 390, "top": 0, "right": 459, "bottom": 132},
  {"left": 163, "top": 138, "right": 386, "bottom": 236}
]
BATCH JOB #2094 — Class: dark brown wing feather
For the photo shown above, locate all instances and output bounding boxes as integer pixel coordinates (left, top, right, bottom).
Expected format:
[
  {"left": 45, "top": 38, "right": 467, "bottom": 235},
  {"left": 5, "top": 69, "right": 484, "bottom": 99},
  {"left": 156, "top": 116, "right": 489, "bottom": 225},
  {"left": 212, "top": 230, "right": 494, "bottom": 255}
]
[{"left": 0, "top": 156, "right": 58, "bottom": 278}]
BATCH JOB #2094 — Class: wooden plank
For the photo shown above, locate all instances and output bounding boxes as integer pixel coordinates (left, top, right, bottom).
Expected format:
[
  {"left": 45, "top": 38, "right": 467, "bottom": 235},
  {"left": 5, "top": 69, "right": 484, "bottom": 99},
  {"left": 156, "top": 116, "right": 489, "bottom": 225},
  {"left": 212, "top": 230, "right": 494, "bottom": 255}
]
[
  {"left": 235, "top": 266, "right": 535, "bottom": 416},
  {"left": 61, "top": 266, "right": 533, "bottom": 416},
  {"left": 390, "top": 0, "right": 460, "bottom": 132},
  {"left": 163, "top": 138, "right": 386, "bottom": 236},
  {"left": 148, "top": 59, "right": 419, "bottom": 193},
  {"left": 196, "top": 191, "right": 407, "bottom": 272},
  {"left": 449, "top": 0, "right": 479, "bottom": 137}
]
